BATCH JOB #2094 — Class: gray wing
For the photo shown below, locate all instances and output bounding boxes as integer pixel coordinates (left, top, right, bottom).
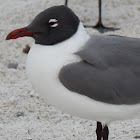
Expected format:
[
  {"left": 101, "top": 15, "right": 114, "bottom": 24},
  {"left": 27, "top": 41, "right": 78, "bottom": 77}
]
[
  {"left": 76, "top": 35, "right": 140, "bottom": 69},
  {"left": 59, "top": 35, "right": 140, "bottom": 105}
]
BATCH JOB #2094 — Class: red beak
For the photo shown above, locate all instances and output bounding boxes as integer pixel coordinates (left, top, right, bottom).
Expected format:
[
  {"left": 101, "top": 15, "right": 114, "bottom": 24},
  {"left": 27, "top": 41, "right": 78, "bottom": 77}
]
[{"left": 6, "top": 27, "right": 36, "bottom": 40}]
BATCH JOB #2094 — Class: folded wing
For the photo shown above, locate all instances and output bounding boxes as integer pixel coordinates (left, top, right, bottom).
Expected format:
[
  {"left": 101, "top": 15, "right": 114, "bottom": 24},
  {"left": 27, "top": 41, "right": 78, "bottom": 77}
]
[{"left": 59, "top": 35, "right": 140, "bottom": 105}]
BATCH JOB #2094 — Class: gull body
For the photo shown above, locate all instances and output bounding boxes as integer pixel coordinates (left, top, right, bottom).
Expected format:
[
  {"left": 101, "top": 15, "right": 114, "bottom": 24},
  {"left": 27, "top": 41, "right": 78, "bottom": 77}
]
[
  {"left": 26, "top": 23, "right": 140, "bottom": 124},
  {"left": 6, "top": 5, "right": 140, "bottom": 140}
]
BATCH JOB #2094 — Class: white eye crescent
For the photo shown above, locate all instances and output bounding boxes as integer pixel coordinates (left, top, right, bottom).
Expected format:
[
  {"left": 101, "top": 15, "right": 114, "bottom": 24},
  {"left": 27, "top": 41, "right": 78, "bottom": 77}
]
[{"left": 49, "top": 19, "right": 58, "bottom": 27}]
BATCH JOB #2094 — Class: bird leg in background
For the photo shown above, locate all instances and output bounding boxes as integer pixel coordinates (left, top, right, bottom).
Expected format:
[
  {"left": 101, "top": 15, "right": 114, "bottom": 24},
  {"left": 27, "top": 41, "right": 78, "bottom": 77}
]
[
  {"left": 102, "top": 125, "right": 109, "bottom": 140},
  {"left": 96, "top": 121, "right": 103, "bottom": 140},
  {"left": 65, "top": 0, "right": 68, "bottom": 6},
  {"left": 85, "top": 0, "right": 119, "bottom": 33}
]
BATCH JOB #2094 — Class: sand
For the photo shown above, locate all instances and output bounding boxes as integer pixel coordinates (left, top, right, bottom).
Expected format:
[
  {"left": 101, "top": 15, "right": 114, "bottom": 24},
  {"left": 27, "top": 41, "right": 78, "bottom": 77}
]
[{"left": 0, "top": 0, "right": 140, "bottom": 139}]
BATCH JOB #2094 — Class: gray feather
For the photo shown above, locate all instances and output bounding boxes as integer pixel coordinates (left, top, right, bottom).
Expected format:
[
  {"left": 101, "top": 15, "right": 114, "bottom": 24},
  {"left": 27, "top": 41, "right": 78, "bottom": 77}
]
[{"left": 59, "top": 35, "right": 140, "bottom": 105}]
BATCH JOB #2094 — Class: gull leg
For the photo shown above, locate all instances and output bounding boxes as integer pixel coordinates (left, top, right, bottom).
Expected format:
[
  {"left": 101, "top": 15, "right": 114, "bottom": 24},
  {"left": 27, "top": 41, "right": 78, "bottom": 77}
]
[
  {"left": 85, "top": 0, "right": 119, "bottom": 33},
  {"left": 65, "top": 0, "right": 68, "bottom": 6},
  {"left": 102, "top": 125, "right": 109, "bottom": 140},
  {"left": 96, "top": 121, "right": 103, "bottom": 140}
]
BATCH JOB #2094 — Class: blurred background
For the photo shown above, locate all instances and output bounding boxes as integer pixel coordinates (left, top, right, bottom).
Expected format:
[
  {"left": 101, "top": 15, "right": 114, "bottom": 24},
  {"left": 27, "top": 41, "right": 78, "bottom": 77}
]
[{"left": 0, "top": 0, "right": 140, "bottom": 139}]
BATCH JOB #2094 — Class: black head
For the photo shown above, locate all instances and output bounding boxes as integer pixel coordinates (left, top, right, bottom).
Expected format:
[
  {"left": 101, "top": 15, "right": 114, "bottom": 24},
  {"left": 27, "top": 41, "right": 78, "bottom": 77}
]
[{"left": 6, "top": 5, "right": 79, "bottom": 45}]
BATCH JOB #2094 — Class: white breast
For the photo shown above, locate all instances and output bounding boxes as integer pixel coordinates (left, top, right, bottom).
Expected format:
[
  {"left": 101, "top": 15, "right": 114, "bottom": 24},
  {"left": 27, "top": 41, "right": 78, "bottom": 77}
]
[{"left": 26, "top": 22, "right": 140, "bottom": 124}]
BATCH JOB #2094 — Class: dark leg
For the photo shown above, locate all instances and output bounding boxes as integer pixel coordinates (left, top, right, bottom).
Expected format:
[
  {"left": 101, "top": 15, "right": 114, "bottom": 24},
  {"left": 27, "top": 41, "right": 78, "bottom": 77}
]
[
  {"left": 94, "top": 0, "right": 103, "bottom": 28},
  {"left": 85, "top": 0, "right": 119, "bottom": 33},
  {"left": 102, "top": 125, "right": 109, "bottom": 140},
  {"left": 96, "top": 121, "right": 103, "bottom": 140},
  {"left": 65, "top": 0, "right": 68, "bottom": 6}
]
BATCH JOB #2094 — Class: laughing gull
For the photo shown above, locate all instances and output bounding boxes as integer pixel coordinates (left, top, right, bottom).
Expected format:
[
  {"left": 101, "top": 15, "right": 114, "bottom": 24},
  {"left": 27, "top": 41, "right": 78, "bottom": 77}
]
[
  {"left": 65, "top": 0, "right": 118, "bottom": 33},
  {"left": 6, "top": 5, "right": 140, "bottom": 140}
]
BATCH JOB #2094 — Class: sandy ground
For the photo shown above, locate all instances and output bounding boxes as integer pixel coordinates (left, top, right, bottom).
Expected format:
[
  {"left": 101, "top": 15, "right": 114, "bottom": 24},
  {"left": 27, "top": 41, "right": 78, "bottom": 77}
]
[{"left": 0, "top": 0, "right": 140, "bottom": 139}]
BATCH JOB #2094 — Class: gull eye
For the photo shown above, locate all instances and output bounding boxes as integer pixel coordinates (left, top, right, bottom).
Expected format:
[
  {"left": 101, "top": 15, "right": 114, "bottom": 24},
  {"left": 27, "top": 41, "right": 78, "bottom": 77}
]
[{"left": 48, "top": 19, "right": 58, "bottom": 27}]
